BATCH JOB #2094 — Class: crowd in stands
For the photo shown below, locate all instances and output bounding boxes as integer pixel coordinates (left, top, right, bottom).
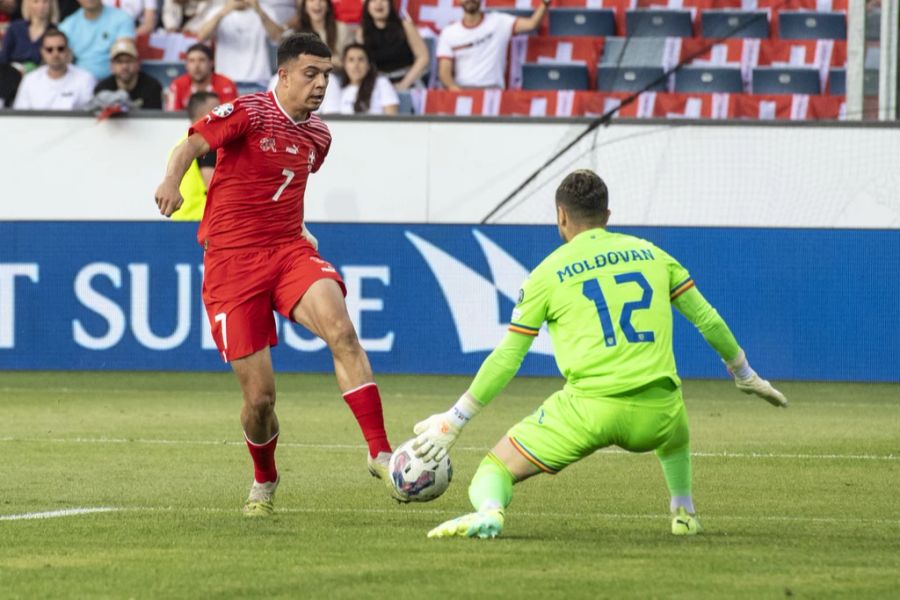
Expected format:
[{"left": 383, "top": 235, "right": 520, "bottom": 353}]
[{"left": 0, "top": 0, "right": 884, "bottom": 120}]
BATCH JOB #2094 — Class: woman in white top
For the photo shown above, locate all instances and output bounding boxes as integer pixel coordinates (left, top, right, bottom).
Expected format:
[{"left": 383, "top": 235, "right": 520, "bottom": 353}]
[{"left": 320, "top": 43, "right": 397, "bottom": 115}]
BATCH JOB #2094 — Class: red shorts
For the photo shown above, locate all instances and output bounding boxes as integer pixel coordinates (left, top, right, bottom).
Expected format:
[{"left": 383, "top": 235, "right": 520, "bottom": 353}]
[{"left": 202, "top": 239, "right": 346, "bottom": 362}]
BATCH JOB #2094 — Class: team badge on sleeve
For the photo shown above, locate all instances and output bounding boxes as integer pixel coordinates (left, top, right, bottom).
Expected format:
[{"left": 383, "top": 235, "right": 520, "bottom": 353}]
[
  {"left": 211, "top": 103, "right": 234, "bottom": 118},
  {"left": 518, "top": 288, "right": 525, "bottom": 304}
]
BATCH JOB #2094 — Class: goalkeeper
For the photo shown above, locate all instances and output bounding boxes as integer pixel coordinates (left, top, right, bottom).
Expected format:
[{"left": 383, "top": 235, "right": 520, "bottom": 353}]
[{"left": 415, "top": 169, "right": 787, "bottom": 539}]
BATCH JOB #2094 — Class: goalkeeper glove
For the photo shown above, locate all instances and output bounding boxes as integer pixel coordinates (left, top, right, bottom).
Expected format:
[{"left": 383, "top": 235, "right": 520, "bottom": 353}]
[
  {"left": 412, "top": 392, "right": 483, "bottom": 462},
  {"left": 725, "top": 350, "right": 788, "bottom": 408}
]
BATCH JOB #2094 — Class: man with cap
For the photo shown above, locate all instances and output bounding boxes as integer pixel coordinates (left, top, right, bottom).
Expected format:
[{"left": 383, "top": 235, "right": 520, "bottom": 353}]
[{"left": 94, "top": 37, "right": 162, "bottom": 108}]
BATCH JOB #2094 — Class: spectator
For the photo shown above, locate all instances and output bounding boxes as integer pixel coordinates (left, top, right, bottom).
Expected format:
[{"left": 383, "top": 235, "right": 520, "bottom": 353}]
[
  {"left": 13, "top": 28, "right": 95, "bottom": 108},
  {"left": 0, "top": 62, "right": 22, "bottom": 107},
  {"left": 356, "top": 0, "right": 427, "bottom": 92},
  {"left": 193, "top": 0, "right": 283, "bottom": 86},
  {"left": 0, "top": 0, "right": 20, "bottom": 43},
  {"left": 165, "top": 42, "right": 236, "bottom": 111},
  {"left": 101, "top": 0, "right": 156, "bottom": 36},
  {"left": 169, "top": 90, "right": 219, "bottom": 221},
  {"left": 437, "top": 0, "right": 548, "bottom": 90},
  {"left": 320, "top": 43, "right": 396, "bottom": 115},
  {"left": 59, "top": 0, "right": 135, "bottom": 80},
  {"left": 287, "top": 0, "right": 349, "bottom": 69},
  {"left": 161, "top": 0, "right": 202, "bottom": 31},
  {"left": 0, "top": 0, "right": 60, "bottom": 70},
  {"left": 94, "top": 37, "right": 161, "bottom": 107}
]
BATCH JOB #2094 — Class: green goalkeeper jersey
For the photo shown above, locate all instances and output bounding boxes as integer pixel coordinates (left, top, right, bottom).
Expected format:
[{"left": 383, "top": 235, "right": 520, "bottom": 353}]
[{"left": 509, "top": 228, "right": 697, "bottom": 397}]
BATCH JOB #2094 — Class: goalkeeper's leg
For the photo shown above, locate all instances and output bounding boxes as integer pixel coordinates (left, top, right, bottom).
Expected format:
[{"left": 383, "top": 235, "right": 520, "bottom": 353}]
[{"left": 654, "top": 404, "right": 701, "bottom": 535}]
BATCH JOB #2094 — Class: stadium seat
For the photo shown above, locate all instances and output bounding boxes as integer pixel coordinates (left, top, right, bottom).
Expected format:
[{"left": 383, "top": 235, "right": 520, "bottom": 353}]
[
  {"left": 866, "top": 10, "right": 880, "bottom": 41},
  {"left": 700, "top": 10, "right": 770, "bottom": 39},
  {"left": 778, "top": 11, "right": 847, "bottom": 40},
  {"left": 548, "top": 8, "right": 616, "bottom": 36},
  {"left": 600, "top": 37, "right": 666, "bottom": 68},
  {"left": 674, "top": 66, "right": 744, "bottom": 93},
  {"left": 397, "top": 91, "right": 415, "bottom": 114},
  {"left": 522, "top": 63, "right": 590, "bottom": 90},
  {"left": 141, "top": 61, "right": 185, "bottom": 90},
  {"left": 626, "top": 9, "right": 693, "bottom": 38},
  {"left": 751, "top": 67, "right": 821, "bottom": 94},
  {"left": 828, "top": 68, "right": 881, "bottom": 96},
  {"left": 597, "top": 66, "right": 667, "bottom": 92}
]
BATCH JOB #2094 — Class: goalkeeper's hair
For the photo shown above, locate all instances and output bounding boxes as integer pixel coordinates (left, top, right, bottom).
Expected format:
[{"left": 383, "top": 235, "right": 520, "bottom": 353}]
[{"left": 555, "top": 170, "right": 609, "bottom": 222}]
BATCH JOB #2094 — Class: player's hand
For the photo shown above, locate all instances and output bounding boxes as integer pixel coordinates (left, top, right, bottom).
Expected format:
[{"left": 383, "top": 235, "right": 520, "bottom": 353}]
[
  {"left": 155, "top": 180, "right": 184, "bottom": 218},
  {"left": 734, "top": 374, "right": 788, "bottom": 408},
  {"left": 412, "top": 412, "right": 461, "bottom": 462},
  {"left": 725, "top": 350, "right": 788, "bottom": 408}
]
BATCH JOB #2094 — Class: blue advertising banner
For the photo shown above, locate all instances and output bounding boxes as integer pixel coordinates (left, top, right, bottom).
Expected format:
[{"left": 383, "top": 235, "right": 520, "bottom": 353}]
[{"left": 1, "top": 223, "right": 897, "bottom": 381}]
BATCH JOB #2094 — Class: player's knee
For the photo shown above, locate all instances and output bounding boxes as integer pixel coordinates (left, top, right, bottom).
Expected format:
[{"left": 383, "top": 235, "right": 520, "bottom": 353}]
[
  {"left": 325, "top": 319, "right": 361, "bottom": 356},
  {"left": 244, "top": 389, "right": 276, "bottom": 416}
]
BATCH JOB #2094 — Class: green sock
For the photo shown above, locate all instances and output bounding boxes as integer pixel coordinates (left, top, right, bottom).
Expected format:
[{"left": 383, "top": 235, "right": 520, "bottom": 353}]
[
  {"left": 468, "top": 452, "right": 514, "bottom": 512},
  {"left": 656, "top": 443, "right": 692, "bottom": 498}
]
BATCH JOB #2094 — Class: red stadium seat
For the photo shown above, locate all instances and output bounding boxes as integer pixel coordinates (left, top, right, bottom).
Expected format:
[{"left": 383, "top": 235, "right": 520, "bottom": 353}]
[
  {"left": 733, "top": 93, "right": 842, "bottom": 120},
  {"left": 499, "top": 90, "right": 579, "bottom": 115},
  {"left": 509, "top": 36, "right": 606, "bottom": 89},
  {"left": 653, "top": 92, "right": 736, "bottom": 118},
  {"left": 421, "top": 89, "right": 503, "bottom": 115}
]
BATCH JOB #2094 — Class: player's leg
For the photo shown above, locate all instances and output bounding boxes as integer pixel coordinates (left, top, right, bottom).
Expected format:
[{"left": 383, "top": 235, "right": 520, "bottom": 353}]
[
  {"left": 203, "top": 249, "right": 282, "bottom": 517},
  {"left": 288, "top": 277, "right": 393, "bottom": 482},
  {"left": 429, "top": 391, "right": 593, "bottom": 539},
  {"left": 231, "top": 347, "right": 282, "bottom": 517},
  {"left": 654, "top": 402, "right": 699, "bottom": 535}
]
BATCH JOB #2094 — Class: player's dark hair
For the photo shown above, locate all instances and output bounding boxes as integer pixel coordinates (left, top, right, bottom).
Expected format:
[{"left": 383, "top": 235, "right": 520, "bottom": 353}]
[
  {"left": 295, "top": 0, "right": 338, "bottom": 54},
  {"left": 187, "top": 91, "right": 220, "bottom": 121},
  {"left": 339, "top": 44, "right": 378, "bottom": 114},
  {"left": 556, "top": 170, "right": 609, "bottom": 222},
  {"left": 277, "top": 32, "right": 333, "bottom": 67},
  {"left": 185, "top": 43, "right": 214, "bottom": 61}
]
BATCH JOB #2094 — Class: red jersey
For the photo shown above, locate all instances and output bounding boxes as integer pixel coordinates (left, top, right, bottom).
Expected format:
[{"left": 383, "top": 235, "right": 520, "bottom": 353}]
[
  {"left": 167, "top": 73, "right": 238, "bottom": 112},
  {"left": 189, "top": 92, "right": 332, "bottom": 250}
]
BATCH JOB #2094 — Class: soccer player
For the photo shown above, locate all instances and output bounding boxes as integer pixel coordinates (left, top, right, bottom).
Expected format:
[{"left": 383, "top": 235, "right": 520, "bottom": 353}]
[
  {"left": 414, "top": 170, "right": 787, "bottom": 539},
  {"left": 154, "top": 33, "right": 396, "bottom": 516}
]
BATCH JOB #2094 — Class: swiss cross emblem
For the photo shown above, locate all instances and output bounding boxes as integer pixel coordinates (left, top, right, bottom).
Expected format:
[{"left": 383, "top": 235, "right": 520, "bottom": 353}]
[
  {"left": 307, "top": 148, "right": 316, "bottom": 172},
  {"left": 259, "top": 137, "right": 276, "bottom": 152}
]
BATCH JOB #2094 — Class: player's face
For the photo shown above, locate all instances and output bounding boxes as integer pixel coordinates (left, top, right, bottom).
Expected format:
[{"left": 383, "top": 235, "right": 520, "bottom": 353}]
[
  {"left": 186, "top": 51, "right": 213, "bottom": 82},
  {"left": 343, "top": 48, "right": 370, "bottom": 86},
  {"left": 111, "top": 55, "right": 139, "bottom": 85},
  {"left": 278, "top": 54, "right": 332, "bottom": 114},
  {"left": 367, "top": 0, "right": 390, "bottom": 21}
]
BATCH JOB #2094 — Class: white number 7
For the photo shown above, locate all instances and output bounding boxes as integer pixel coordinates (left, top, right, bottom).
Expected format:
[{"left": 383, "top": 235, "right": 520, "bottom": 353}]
[{"left": 272, "top": 168, "right": 295, "bottom": 201}]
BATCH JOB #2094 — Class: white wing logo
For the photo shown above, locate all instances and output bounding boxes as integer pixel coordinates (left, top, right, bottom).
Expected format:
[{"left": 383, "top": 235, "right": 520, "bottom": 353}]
[{"left": 405, "top": 230, "right": 553, "bottom": 355}]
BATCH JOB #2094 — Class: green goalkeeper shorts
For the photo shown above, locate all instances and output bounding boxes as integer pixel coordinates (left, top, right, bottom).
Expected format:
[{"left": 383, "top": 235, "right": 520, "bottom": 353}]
[{"left": 506, "top": 378, "right": 689, "bottom": 474}]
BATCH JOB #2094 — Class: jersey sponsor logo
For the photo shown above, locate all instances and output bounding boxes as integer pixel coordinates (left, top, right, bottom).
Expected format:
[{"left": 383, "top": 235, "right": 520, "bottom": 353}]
[
  {"left": 259, "top": 137, "right": 276, "bottom": 152},
  {"left": 405, "top": 230, "right": 553, "bottom": 356},
  {"left": 211, "top": 103, "right": 234, "bottom": 118}
]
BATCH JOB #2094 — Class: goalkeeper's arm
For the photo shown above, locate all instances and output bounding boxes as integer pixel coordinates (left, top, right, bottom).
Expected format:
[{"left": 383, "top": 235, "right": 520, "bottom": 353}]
[
  {"left": 412, "top": 332, "right": 533, "bottom": 460},
  {"left": 673, "top": 286, "right": 787, "bottom": 408}
]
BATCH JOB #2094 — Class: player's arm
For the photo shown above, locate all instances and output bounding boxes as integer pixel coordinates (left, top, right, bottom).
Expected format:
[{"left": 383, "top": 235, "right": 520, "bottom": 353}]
[
  {"left": 155, "top": 133, "right": 211, "bottom": 217},
  {"left": 672, "top": 283, "right": 787, "bottom": 408},
  {"left": 412, "top": 332, "right": 535, "bottom": 461},
  {"left": 413, "top": 274, "right": 548, "bottom": 461}
]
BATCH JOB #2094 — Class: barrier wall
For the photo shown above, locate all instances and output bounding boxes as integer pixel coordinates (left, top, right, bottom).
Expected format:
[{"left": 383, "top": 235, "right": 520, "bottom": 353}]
[
  {"left": 1, "top": 114, "right": 899, "bottom": 227},
  {"left": 1, "top": 222, "right": 897, "bottom": 381}
]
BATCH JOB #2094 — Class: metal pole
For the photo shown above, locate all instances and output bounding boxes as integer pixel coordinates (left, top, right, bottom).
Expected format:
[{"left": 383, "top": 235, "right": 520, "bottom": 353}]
[
  {"left": 847, "top": 0, "right": 866, "bottom": 120},
  {"left": 879, "top": 0, "right": 899, "bottom": 120}
]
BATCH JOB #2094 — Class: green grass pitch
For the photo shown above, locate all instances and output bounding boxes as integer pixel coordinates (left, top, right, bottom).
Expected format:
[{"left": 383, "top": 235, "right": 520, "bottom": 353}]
[{"left": 0, "top": 372, "right": 898, "bottom": 599}]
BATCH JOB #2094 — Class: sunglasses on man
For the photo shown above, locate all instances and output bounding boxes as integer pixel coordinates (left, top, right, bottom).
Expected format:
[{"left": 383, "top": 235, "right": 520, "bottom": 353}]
[{"left": 42, "top": 45, "right": 67, "bottom": 54}]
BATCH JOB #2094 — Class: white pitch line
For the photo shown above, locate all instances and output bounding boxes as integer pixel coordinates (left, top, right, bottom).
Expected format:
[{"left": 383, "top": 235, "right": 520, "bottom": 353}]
[
  {"left": 0, "top": 507, "right": 119, "bottom": 521},
  {"left": 0, "top": 436, "right": 896, "bottom": 461},
  {"left": 3, "top": 505, "right": 898, "bottom": 526}
]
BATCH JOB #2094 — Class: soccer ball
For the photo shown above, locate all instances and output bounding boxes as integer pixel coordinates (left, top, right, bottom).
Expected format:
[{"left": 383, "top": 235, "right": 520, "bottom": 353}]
[{"left": 388, "top": 439, "right": 452, "bottom": 502}]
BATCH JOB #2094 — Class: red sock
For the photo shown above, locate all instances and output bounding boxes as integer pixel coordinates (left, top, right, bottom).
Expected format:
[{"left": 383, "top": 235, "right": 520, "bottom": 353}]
[
  {"left": 245, "top": 432, "right": 279, "bottom": 484},
  {"left": 342, "top": 383, "right": 392, "bottom": 458}
]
